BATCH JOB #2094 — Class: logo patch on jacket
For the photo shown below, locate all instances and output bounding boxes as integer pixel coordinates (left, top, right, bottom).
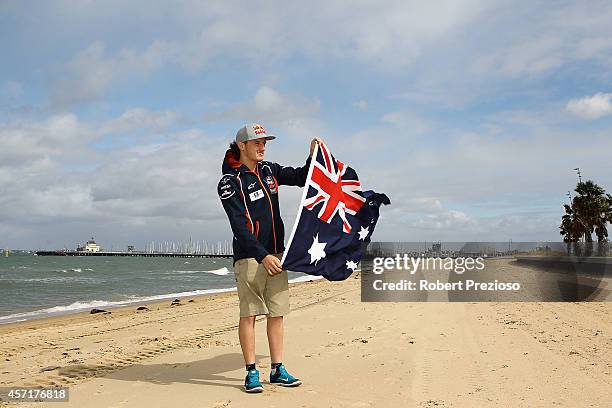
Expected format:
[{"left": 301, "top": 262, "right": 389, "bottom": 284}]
[
  {"left": 249, "top": 189, "right": 264, "bottom": 201},
  {"left": 265, "top": 175, "right": 278, "bottom": 194},
  {"left": 219, "top": 181, "right": 235, "bottom": 200}
]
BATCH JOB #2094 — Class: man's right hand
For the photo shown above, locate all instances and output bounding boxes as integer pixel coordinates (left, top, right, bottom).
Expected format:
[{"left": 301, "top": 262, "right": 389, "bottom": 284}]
[
  {"left": 262, "top": 254, "right": 283, "bottom": 276},
  {"left": 309, "top": 137, "right": 324, "bottom": 157}
]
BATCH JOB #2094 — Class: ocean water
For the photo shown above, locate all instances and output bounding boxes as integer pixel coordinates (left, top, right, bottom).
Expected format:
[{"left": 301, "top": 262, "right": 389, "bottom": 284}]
[{"left": 0, "top": 254, "right": 317, "bottom": 324}]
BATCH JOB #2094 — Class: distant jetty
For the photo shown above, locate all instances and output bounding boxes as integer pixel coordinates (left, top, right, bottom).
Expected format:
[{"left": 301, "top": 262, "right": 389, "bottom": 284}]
[
  {"left": 35, "top": 250, "right": 232, "bottom": 258},
  {"left": 35, "top": 236, "right": 233, "bottom": 258}
]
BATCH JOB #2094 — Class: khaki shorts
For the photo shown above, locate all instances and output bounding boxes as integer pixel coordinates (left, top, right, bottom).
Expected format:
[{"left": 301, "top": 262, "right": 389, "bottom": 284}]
[{"left": 234, "top": 254, "right": 290, "bottom": 318}]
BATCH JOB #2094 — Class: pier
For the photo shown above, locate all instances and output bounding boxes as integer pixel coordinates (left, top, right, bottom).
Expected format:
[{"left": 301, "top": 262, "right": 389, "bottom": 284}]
[{"left": 35, "top": 250, "right": 232, "bottom": 258}]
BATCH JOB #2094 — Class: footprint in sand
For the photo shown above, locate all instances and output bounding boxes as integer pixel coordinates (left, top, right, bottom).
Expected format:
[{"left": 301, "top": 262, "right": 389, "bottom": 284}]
[
  {"left": 419, "top": 400, "right": 449, "bottom": 407},
  {"left": 212, "top": 400, "right": 231, "bottom": 407}
]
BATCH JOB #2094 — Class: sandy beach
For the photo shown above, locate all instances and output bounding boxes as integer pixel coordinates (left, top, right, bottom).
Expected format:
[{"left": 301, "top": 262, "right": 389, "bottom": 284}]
[{"left": 1, "top": 259, "right": 611, "bottom": 407}]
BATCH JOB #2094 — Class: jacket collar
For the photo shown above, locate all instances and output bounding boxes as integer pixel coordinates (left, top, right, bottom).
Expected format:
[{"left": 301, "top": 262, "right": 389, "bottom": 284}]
[{"left": 221, "top": 149, "right": 259, "bottom": 175}]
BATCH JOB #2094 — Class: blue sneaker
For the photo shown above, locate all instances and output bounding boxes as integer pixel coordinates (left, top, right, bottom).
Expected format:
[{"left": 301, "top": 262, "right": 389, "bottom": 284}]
[
  {"left": 244, "top": 369, "right": 263, "bottom": 393},
  {"left": 269, "top": 364, "right": 302, "bottom": 387}
]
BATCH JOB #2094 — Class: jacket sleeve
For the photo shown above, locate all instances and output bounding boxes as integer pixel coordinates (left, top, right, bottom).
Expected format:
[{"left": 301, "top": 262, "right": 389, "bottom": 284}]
[
  {"left": 218, "top": 176, "right": 269, "bottom": 263},
  {"left": 270, "top": 157, "right": 312, "bottom": 187}
]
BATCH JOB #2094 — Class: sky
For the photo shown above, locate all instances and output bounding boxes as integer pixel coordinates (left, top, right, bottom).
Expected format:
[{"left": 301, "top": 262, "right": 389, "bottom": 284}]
[{"left": 1, "top": 0, "right": 612, "bottom": 250}]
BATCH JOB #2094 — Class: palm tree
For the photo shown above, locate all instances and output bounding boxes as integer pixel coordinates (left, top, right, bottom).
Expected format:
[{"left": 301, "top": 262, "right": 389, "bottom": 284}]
[
  {"left": 594, "top": 193, "right": 612, "bottom": 255},
  {"left": 559, "top": 204, "right": 581, "bottom": 255},
  {"left": 560, "top": 180, "right": 612, "bottom": 256}
]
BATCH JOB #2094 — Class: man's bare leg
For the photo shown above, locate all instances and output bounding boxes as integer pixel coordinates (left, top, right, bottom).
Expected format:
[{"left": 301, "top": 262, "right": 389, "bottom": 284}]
[
  {"left": 267, "top": 315, "right": 284, "bottom": 364},
  {"left": 239, "top": 316, "right": 256, "bottom": 364}
]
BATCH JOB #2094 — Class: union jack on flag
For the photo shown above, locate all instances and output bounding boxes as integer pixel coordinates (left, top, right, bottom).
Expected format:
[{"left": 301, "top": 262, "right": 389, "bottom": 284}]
[
  {"left": 281, "top": 142, "right": 390, "bottom": 281},
  {"left": 303, "top": 142, "right": 366, "bottom": 233}
]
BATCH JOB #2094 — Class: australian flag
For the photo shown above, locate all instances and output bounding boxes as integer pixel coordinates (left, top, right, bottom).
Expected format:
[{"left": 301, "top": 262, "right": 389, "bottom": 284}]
[{"left": 281, "top": 142, "right": 390, "bottom": 281}]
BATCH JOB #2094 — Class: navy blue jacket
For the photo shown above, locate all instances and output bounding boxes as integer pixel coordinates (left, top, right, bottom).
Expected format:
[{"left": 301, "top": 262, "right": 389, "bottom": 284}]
[{"left": 218, "top": 150, "right": 311, "bottom": 264}]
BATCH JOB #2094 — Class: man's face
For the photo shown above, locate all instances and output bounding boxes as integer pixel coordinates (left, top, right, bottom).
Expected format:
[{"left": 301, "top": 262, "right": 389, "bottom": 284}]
[{"left": 240, "top": 138, "right": 267, "bottom": 162}]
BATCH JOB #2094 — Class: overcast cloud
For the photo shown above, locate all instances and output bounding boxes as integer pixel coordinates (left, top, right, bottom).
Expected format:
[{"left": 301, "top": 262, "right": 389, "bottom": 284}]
[{"left": 1, "top": 1, "right": 611, "bottom": 250}]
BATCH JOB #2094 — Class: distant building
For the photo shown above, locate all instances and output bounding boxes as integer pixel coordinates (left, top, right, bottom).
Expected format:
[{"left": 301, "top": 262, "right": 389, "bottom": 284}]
[
  {"left": 77, "top": 237, "right": 101, "bottom": 252},
  {"left": 127, "top": 245, "right": 135, "bottom": 252}
]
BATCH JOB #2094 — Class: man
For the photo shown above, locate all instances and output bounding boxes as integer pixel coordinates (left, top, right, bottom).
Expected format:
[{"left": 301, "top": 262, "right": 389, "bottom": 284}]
[{"left": 218, "top": 123, "right": 321, "bottom": 393}]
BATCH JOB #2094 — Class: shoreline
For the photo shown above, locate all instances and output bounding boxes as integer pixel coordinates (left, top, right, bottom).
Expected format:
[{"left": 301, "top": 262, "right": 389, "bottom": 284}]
[
  {"left": 0, "top": 274, "right": 323, "bottom": 326},
  {"left": 0, "top": 272, "right": 322, "bottom": 333}
]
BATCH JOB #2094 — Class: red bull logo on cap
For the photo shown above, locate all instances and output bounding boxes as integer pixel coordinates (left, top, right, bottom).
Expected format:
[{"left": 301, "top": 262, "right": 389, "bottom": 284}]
[{"left": 253, "top": 124, "right": 266, "bottom": 136}]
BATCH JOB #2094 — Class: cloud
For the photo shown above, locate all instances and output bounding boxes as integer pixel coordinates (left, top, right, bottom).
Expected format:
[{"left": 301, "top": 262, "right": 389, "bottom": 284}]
[
  {"left": 468, "top": 3, "right": 612, "bottom": 79},
  {"left": 0, "top": 110, "right": 220, "bottom": 223},
  {"left": 0, "top": 114, "right": 92, "bottom": 166},
  {"left": 2, "top": 102, "right": 612, "bottom": 247},
  {"left": 5, "top": 185, "right": 96, "bottom": 221},
  {"left": 4, "top": 1, "right": 611, "bottom": 114},
  {"left": 0, "top": 111, "right": 234, "bottom": 248},
  {"left": 89, "top": 141, "right": 220, "bottom": 220},
  {"left": 0, "top": 114, "right": 102, "bottom": 225},
  {"left": 204, "top": 86, "right": 320, "bottom": 123},
  {"left": 353, "top": 100, "right": 368, "bottom": 112},
  {"left": 38, "top": 1, "right": 493, "bottom": 108},
  {"left": 380, "top": 111, "right": 432, "bottom": 134},
  {"left": 471, "top": 36, "right": 566, "bottom": 78},
  {"left": 0, "top": 107, "right": 180, "bottom": 175},
  {"left": 566, "top": 93, "right": 612, "bottom": 119},
  {"left": 3, "top": 2, "right": 612, "bottom": 248},
  {"left": 413, "top": 210, "right": 476, "bottom": 230},
  {"left": 337, "top": 109, "right": 612, "bottom": 241},
  {"left": 381, "top": 193, "right": 476, "bottom": 233},
  {"left": 51, "top": 41, "right": 174, "bottom": 108},
  {"left": 100, "top": 108, "right": 181, "bottom": 135},
  {"left": 0, "top": 95, "right": 326, "bottom": 248}
]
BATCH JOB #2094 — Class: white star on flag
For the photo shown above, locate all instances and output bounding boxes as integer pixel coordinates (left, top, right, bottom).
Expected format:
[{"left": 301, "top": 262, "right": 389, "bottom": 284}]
[
  {"left": 308, "top": 234, "right": 327, "bottom": 265},
  {"left": 345, "top": 260, "right": 358, "bottom": 272},
  {"left": 357, "top": 226, "right": 370, "bottom": 241}
]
